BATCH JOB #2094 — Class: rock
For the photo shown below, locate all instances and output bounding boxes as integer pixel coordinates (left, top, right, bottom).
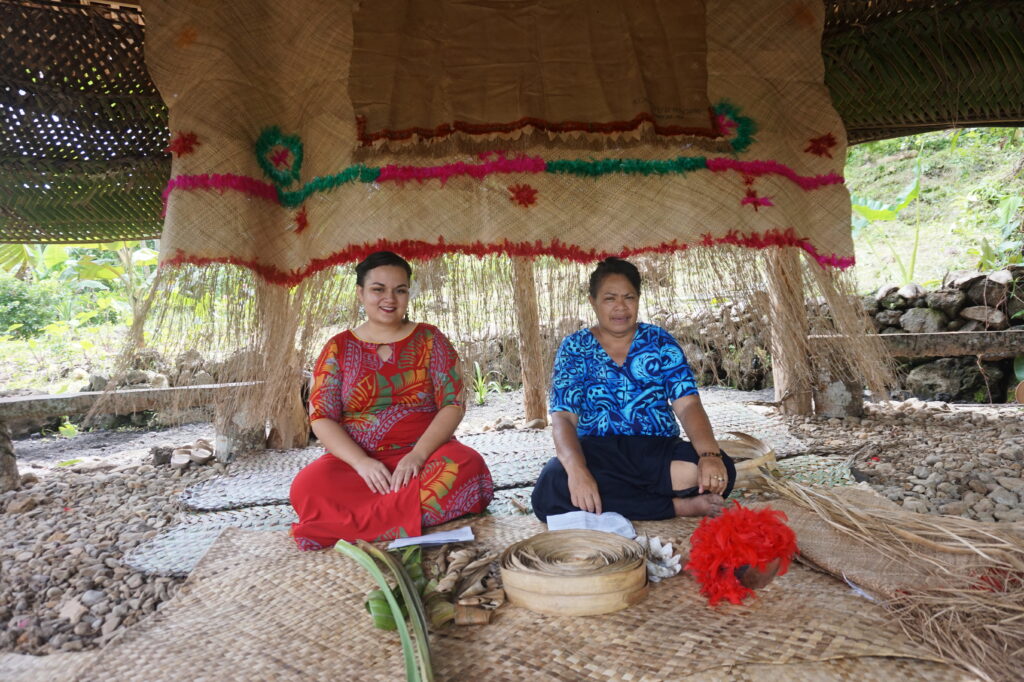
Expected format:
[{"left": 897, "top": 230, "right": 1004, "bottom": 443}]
[
  {"left": 900, "top": 307, "right": 947, "bottom": 333},
  {"left": 521, "top": 418, "right": 546, "bottom": 430},
  {"left": 121, "top": 369, "right": 153, "bottom": 386},
  {"left": 188, "top": 449, "right": 214, "bottom": 465},
  {"left": 875, "top": 309, "right": 903, "bottom": 327},
  {"left": 19, "top": 472, "right": 39, "bottom": 487},
  {"left": 191, "top": 370, "right": 215, "bottom": 386},
  {"left": 874, "top": 284, "right": 899, "bottom": 302},
  {"left": 988, "top": 486, "right": 1019, "bottom": 506},
  {"left": 925, "top": 289, "right": 967, "bottom": 318},
  {"left": 958, "top": 320, "right": 984, "bottom": 332},
  {"left": 86, "top": 374, "right": 110, "bottom": 392},
  {"left": 492, "top": 417, "right": 515, "bottom": 431},
  {"left": 79, "top": 590, "right": 106, "bottom": 607},
  {"left": 902, "top": 497, "right": 929, "bottom": 514},
  {"left": 150, "top": 446, "right": 174, "bottom": 467},
  {"left": 939, "top": 501, "right": 969, "bottom": 515},
  {"left": 943, "top": 270, "right": 985, "bottom": 291},
  {"left": 101, "top": 614, "right": 122, "bottom": 636},
  {"left": 967, "top": 278, "right": 1008, "bottom": 308},
  {"left": 973, "top": 497, "right": 995, "bottom": 513},
  {"left": 896, "top": 283, "right": 925, "bottom": 301},
  {"left": 996, "top": 476, "right": 1024, "bottom": 493},
  {"left": 6, "top": 495, "right": 38, "bottom": 514},
  {"left": 861, "top": 296, "right": 879, "bottom": 316},
  {"left": 946, "top": 319, "right": 964, "bottom": 331},
  {"left": 58, "top": 599, "right": 87, "bottom": 624},
  {"left": 994, "top": 510, "right": 1024, "bottom": 522},
  {"left": 151, "top": 373, "right": 169, "bottom": 389},
  {"left": 960, "top": 306, "right": 1008, "bottom": 330},
  {"left": 880, "top": 326, "right": 905, "bottom": 335},
  {"left": 878, "top": 292, "right": 908, "bottom": 311}
]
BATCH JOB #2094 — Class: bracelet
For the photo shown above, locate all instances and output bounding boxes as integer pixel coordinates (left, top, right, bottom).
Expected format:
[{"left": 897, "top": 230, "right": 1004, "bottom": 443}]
[{"left": 698, "top": 451, "right": 722, "bottom": 458}]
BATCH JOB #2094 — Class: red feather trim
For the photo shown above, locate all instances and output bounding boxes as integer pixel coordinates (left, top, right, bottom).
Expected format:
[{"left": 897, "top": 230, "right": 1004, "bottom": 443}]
[{"left": 685, "top": 504, "right": 798, "bottom": 606}]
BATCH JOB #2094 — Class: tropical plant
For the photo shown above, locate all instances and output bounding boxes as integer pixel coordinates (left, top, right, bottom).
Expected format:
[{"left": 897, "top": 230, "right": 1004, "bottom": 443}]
[
  {"left": 0, "top": 274, "right": 61, "bottom": 338},
  {"left": 850, "top": 154, "right": 924, "bottom": 285},
  {"left": 470, "top": 361, "right": 506, "bottom": 406}
]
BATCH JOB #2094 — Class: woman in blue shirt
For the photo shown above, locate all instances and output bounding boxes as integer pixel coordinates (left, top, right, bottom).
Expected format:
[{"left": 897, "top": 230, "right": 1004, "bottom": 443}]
[{"left": 532, "top": 258, "right": 736, "bottom": 522}]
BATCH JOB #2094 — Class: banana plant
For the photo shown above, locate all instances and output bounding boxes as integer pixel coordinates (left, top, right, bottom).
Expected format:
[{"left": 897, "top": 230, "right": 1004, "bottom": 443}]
[{"left": 850, "top": 154, "right": 924, "bottom": 285}]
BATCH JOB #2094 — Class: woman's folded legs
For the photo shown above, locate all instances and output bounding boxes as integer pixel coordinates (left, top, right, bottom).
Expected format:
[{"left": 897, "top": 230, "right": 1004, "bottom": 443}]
[{"left": 531, "top": 435, "right": 736, "bottom": 522}]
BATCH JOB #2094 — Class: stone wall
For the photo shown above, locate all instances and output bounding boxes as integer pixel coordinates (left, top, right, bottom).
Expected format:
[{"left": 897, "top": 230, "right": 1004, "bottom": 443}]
[{"left": 863, "top": 266, "right": 1023, "bottom": 403}]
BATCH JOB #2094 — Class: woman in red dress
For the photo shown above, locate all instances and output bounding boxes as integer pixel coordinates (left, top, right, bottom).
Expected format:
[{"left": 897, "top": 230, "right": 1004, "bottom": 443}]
[{"left": 289, "top": 252, "right": 493, "bottom": 549}]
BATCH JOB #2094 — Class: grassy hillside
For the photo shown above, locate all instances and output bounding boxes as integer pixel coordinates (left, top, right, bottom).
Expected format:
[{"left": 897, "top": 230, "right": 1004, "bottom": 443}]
[{"left": 844, "top": 128, "right": 1024, "bottom": 294}]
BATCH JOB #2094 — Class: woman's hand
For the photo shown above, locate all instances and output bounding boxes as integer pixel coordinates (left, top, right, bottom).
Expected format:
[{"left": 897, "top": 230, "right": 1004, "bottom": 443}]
[
  {"left": 697, "top": 456, "right": 728, "bottom": 495},
  {"left": 567, "top": 466, "right": 603, "bottom": 514},
  {"left": 391, "top": 450, "right": 428, "bottom": 492},
  {"left": 353, "top": 457, "right": 393, "bottom": 495}
]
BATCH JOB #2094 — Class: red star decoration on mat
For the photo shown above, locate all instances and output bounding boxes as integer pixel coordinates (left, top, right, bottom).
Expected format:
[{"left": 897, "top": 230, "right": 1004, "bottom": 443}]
[
  {"left": 740, "top": 189, "right": 774, "bottom": 211},
  {"left": 716, "top": 113, "right": 738, "bottom": 137},
  {"left": 508, "top": 184, "right": 538, "bottom": 207},
  {"left": 293, "top": 207, "right": 309, "bottom": 234},
  {"left": 166, "top": 131, "right": 200, "bottom": 157},
  {"left": 270, "top": 147, "right": 291, "bottom": 169},
  {"left": 804, "top": 132, "right": 837, "bottom": 158}
]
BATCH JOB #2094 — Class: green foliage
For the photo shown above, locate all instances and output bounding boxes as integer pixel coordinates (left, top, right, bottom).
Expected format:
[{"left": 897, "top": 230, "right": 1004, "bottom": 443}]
[
  {"left": 846, "top": 127, "right": 1024, "bottom": 292},
  {"left": 1014, "top": 356, "right": 1024, "bottom": 383},
  {"left": 470, "top": 362, "right": 507, "bottom": 406},
  {"left": 58, "top": 418, "right": 79, "bottom": 439},
  {"left": 0, "top": 275, "right": 61, "bottom": 338},
  {"left": 335, "top": 540, "right": 435, "bottom": 681},
  {"left": 56, "top": 458, "right": 83, "bottom": 467},
  {"left": 850, "top": 154, "right": 924, "bottom": 285}
]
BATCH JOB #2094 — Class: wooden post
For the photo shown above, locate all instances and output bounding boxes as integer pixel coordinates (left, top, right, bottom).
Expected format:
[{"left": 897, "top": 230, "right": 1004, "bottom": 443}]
[
  {"left": 0, "top": 420, "right": 18, "bottom": 492},
  {"left": 257, "top": 283, "right": 310, "bottom": 451},
  {"left": 511, "top": 257, "right": 548, "bottom": 425},
  {"left": 766, "top": 249, "right": 813, "bottom": 415}
]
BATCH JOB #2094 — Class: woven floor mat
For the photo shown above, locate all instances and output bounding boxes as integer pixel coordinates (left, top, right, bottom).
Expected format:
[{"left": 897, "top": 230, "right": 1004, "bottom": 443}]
[
  {"left": 126, "top": 491, "right": 536, "bottom": 578},
  {"left": 178, "top": 448, "right": 320, "bottom": 511},
  {"left": 80, "top": 516, "right": 968, "bottom": 681},
  {"left": 0, "top": 652, "right": 99, "bottom": 682},
  {"left": 180, "top": 431, "right": 554, "bottom": 512},
  {"left": 123, "top": 505, "right": 298, "bottom": 577},
  {"left": 703, "top": 401, "right": 804, "bottom": 456}
]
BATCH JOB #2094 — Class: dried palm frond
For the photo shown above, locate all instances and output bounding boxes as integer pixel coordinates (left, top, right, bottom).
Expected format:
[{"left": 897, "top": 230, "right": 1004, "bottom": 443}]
[{"left": 760, "top": 475, "right": 1024, "bottom": 682}]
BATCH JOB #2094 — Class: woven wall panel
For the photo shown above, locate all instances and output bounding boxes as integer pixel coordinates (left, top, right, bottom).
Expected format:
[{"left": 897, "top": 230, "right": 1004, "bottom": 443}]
[
  {"left": 0, "top": 0, "right": 166, "bottom": 244},
  {"left": 145, "top": 0, "right": 852, "bottom": 284}
]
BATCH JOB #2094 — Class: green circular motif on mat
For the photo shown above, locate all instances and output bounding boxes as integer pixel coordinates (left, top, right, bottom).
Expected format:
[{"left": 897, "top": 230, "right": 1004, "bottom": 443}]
[{"left": 256, "top": 126, "right": 304, "bottom": 186}]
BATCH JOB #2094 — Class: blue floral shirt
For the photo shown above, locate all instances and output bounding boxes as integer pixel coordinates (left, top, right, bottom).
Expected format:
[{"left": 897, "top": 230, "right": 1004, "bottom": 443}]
[{"left": 549, "top": 323, "right": 699, "bottom": 437}]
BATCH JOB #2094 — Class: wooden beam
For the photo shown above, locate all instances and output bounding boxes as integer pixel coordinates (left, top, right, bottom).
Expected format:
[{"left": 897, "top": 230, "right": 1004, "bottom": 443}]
[
  {"left": 766, "top": 249, "right": 813, "bottom": 415},
  {"left": 511, "top": 257, "right": 548, "bottom": 425},
  {"left": 810, "top": 330, "right": 1024, "bottom": 361},
  {"left": 0, "top": 382, "right": 258, "bottom": 420}
]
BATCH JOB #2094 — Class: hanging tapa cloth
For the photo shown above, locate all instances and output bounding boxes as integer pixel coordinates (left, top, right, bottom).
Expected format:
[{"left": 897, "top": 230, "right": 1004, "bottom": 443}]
[
  {"left": 144, "top": 0, "right": 854, "bottom": 284},
  {"left": 126, "top": 0, "right": 890, "bottom": 447}
]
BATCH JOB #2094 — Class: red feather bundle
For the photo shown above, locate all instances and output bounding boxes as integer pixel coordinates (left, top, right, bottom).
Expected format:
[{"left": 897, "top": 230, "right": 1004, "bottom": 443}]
[{"left": 686, "top": 504, "right": 798, "bottom": 606}]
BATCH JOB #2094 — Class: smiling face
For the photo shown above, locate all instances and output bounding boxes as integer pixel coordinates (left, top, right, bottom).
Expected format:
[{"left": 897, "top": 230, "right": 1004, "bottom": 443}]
[
  {"left": 356, "top": 265, "right": 410, "bottom": 326},
  {"left": 590, "top": 273, "right": 639, "bottom": 335}
]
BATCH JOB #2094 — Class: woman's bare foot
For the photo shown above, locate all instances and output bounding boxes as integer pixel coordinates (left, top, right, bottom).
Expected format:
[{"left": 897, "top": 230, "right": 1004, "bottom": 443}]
[{"left": 673, "top": 494, "right": 726, "bottom": 517}]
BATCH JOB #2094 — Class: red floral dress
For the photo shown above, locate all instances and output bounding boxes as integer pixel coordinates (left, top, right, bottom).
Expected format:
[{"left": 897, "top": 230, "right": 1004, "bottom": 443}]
[{"left": 289, "top": 323, "right": 493, "bottom": 549}]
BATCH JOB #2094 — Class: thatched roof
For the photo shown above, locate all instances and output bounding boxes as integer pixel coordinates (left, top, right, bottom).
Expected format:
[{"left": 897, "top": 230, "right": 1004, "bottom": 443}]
[{"left": 1, "top": 0, "right": 1021, "bottom": 244}]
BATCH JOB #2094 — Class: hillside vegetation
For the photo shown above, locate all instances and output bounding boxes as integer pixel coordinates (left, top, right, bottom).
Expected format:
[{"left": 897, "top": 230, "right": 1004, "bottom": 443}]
[{"left": 845, "top": 128, "right": 1024, "bottom": 294}]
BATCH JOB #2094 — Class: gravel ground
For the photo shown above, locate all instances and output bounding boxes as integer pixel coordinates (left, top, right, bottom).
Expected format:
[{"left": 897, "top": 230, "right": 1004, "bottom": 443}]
[{"left": 2, "top": 392, "right": 1022, "bottom": 656}]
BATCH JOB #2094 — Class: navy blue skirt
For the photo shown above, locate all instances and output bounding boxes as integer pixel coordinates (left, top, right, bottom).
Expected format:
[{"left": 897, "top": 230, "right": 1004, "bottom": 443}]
[{"left": 531, "top": 435, "right": 736, "bottom": 522}]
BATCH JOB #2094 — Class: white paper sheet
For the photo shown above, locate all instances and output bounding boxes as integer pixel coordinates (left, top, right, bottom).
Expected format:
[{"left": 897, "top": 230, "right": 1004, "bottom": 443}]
[
  {"left": 387, "top": 525, "right": 475, "bottom": 549},
  {"left": 544, "top": 511, "right": 637, "bottom": 538}
]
